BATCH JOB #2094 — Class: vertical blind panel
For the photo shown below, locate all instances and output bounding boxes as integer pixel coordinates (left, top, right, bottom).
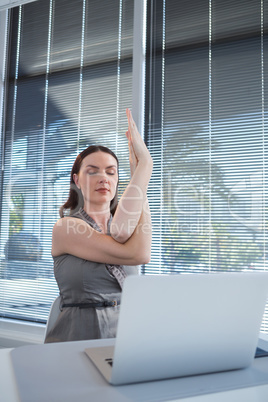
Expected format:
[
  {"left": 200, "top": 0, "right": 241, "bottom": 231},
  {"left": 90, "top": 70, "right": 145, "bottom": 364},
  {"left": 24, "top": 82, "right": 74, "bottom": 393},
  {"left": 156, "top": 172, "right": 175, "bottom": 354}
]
[
  {"left": 210, "top": 34, "right": 265, "bottom": 270},
  {"left": 162, "top": 48, "right": 210, "bottom": 271},
  {"left": 165, "top": 0, "right": 209, "bottom": 49},
  {"left": 10, "top": 1, "right": 50, "bottom": 78},
  {"left": 0, "top": 0, "right": 133, "bottom": 322}
]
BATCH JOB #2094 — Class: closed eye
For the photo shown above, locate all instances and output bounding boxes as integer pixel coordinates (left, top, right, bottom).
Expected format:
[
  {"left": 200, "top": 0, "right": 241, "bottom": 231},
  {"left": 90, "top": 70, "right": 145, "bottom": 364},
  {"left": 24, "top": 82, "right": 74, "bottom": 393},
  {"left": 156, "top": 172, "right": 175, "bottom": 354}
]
[
  {"left": 106, "top": 169, "right": 117, "bottom": 175},
  {"left": 85, "top": 165, "right": 117, "bottom": 176}
]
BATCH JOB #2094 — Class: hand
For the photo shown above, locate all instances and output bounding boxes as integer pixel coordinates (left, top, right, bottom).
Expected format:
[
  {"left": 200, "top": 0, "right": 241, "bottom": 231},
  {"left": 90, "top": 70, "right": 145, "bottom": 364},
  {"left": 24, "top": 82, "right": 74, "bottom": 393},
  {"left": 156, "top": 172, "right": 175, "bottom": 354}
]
[{"left": 126, "top": 108, "right": 152, "bottom": 166}]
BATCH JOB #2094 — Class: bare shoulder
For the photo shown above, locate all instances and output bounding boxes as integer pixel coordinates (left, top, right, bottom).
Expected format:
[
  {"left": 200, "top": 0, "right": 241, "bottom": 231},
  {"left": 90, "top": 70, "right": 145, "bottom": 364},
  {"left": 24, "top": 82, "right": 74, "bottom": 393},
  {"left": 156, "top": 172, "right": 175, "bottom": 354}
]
[
  {"left": 53, "top": 216, "right": 89, "bottom": 233},
  {"left": 51, "top": 216, "right": 93, "bottom": 257}
]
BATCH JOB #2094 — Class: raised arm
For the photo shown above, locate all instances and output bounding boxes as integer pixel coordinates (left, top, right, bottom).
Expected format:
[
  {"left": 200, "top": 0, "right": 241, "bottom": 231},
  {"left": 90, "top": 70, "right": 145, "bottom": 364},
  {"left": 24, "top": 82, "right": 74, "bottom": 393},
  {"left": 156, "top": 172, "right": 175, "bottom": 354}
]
[
  {"left": 110, "top": 108, "right": 153, "bottom": 243},
  {"left": 52, "top": 108, "right": 153, "bottom": 266}
]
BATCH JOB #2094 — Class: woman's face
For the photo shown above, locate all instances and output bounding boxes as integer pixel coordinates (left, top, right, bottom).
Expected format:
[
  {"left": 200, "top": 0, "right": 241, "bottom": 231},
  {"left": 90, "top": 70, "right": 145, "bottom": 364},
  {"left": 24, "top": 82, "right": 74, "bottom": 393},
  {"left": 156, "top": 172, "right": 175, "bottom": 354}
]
[{"left": 73, "top": 151, "right": 118, "bottom": 213}]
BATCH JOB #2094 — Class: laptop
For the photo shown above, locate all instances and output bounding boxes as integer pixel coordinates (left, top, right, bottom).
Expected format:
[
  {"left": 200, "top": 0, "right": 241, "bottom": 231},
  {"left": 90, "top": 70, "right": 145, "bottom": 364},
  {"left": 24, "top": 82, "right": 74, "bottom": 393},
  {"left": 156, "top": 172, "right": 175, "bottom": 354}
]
[{"left": 84, "top": 271, "right": 268, "bottom": 385}]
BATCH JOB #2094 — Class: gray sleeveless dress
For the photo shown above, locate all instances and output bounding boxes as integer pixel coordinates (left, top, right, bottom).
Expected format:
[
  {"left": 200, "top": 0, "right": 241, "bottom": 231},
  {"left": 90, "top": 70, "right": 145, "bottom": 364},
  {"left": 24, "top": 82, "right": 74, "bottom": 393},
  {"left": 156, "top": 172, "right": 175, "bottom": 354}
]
[{"left": 44, "top": 208, "right": 138, "bottom": 343}]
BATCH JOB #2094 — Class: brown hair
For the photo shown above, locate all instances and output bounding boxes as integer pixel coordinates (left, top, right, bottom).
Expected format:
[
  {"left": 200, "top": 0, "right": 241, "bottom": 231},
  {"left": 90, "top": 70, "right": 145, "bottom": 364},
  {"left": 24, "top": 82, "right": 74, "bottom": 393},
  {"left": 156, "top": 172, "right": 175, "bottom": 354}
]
[{"left": 59, "top": 145, "right": 119, "bottom": 217}]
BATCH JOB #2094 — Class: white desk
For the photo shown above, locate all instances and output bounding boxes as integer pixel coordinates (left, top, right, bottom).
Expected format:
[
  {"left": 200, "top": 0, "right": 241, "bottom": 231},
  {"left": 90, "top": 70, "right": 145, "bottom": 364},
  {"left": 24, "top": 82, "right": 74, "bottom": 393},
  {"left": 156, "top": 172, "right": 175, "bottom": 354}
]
[{"left": 1, "top": 334, "right": 268, "bottom": 402}]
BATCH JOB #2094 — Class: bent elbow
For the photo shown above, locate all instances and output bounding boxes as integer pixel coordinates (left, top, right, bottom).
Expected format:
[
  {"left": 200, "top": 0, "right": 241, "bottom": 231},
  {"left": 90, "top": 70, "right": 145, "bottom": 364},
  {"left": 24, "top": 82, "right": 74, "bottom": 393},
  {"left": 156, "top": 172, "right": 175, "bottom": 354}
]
[
  {"left": 134, "top": 249, "right": 151, "bottom": 265},
  {"left": 143, "top": 253, "right": 151, "bottom": 265},
  {"left": 110, "top": 228, "right": 132, "bottom": 244}
]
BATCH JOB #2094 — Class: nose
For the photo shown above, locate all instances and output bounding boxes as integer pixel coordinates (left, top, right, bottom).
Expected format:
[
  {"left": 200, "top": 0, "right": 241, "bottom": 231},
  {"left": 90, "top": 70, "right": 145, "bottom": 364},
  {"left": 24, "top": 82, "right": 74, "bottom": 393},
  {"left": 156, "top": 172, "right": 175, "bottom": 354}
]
[{"left": 99, "top": 175, "right": 108, "bottom": 184}]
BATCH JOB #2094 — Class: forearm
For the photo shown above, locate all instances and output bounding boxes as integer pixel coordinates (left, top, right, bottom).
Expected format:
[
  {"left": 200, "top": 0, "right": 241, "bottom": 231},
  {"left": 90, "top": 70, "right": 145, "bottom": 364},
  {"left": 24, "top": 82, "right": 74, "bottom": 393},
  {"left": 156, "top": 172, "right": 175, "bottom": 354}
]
[
  {"left": 110, "top": 159, "right": 152, "bottom": 243},
  {"left": 126, "top": 198, "right": 152, "bottom": 263}
]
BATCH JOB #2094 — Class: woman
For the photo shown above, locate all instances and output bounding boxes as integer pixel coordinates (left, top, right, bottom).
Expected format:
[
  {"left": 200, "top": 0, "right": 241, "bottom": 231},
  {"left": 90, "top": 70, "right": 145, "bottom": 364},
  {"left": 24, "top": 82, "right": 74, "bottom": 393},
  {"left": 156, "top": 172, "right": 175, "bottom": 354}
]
[{"left": 44, "top": 109, "right": 153, "bottom": 343}]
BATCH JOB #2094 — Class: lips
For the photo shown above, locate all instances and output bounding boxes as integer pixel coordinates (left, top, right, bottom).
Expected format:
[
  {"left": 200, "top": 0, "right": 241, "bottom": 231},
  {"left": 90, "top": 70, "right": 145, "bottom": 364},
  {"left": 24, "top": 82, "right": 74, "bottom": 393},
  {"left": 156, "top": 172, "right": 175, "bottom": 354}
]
[{"left": 96, "top": 187, "right": 109, "bottom": 193}]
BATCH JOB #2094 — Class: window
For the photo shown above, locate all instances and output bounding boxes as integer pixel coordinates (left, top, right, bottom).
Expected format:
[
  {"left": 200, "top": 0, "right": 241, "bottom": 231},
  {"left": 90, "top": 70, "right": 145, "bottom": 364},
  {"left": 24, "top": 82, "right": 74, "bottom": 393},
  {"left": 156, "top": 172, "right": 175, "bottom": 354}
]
[
  {"left": 0, "top": 0, "right": 133, "bottom": 322},
  {"left": 1, "top": 0, "right": 268, "bottom": 334},
  {"left": 145, "top": 0, "right": 268, "bottom": 332}
]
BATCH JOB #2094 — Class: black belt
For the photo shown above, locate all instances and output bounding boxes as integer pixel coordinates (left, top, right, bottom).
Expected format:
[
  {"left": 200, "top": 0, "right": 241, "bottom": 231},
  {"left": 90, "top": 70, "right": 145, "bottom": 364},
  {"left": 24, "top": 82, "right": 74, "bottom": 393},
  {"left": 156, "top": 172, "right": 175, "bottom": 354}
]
[{"left": 62, "top": 300, "right": 119, "bottom": 309}]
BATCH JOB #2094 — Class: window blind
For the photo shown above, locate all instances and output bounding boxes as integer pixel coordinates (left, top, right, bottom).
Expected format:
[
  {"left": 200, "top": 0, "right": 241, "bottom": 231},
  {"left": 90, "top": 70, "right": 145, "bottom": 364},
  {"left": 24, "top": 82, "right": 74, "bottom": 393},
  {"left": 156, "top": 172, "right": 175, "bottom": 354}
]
[
  {"left": 0, "top": 0, "right": 134, "bottom": 323},
  {"left": 145, "top": 0, "right": 268, "bottom": 332}
]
